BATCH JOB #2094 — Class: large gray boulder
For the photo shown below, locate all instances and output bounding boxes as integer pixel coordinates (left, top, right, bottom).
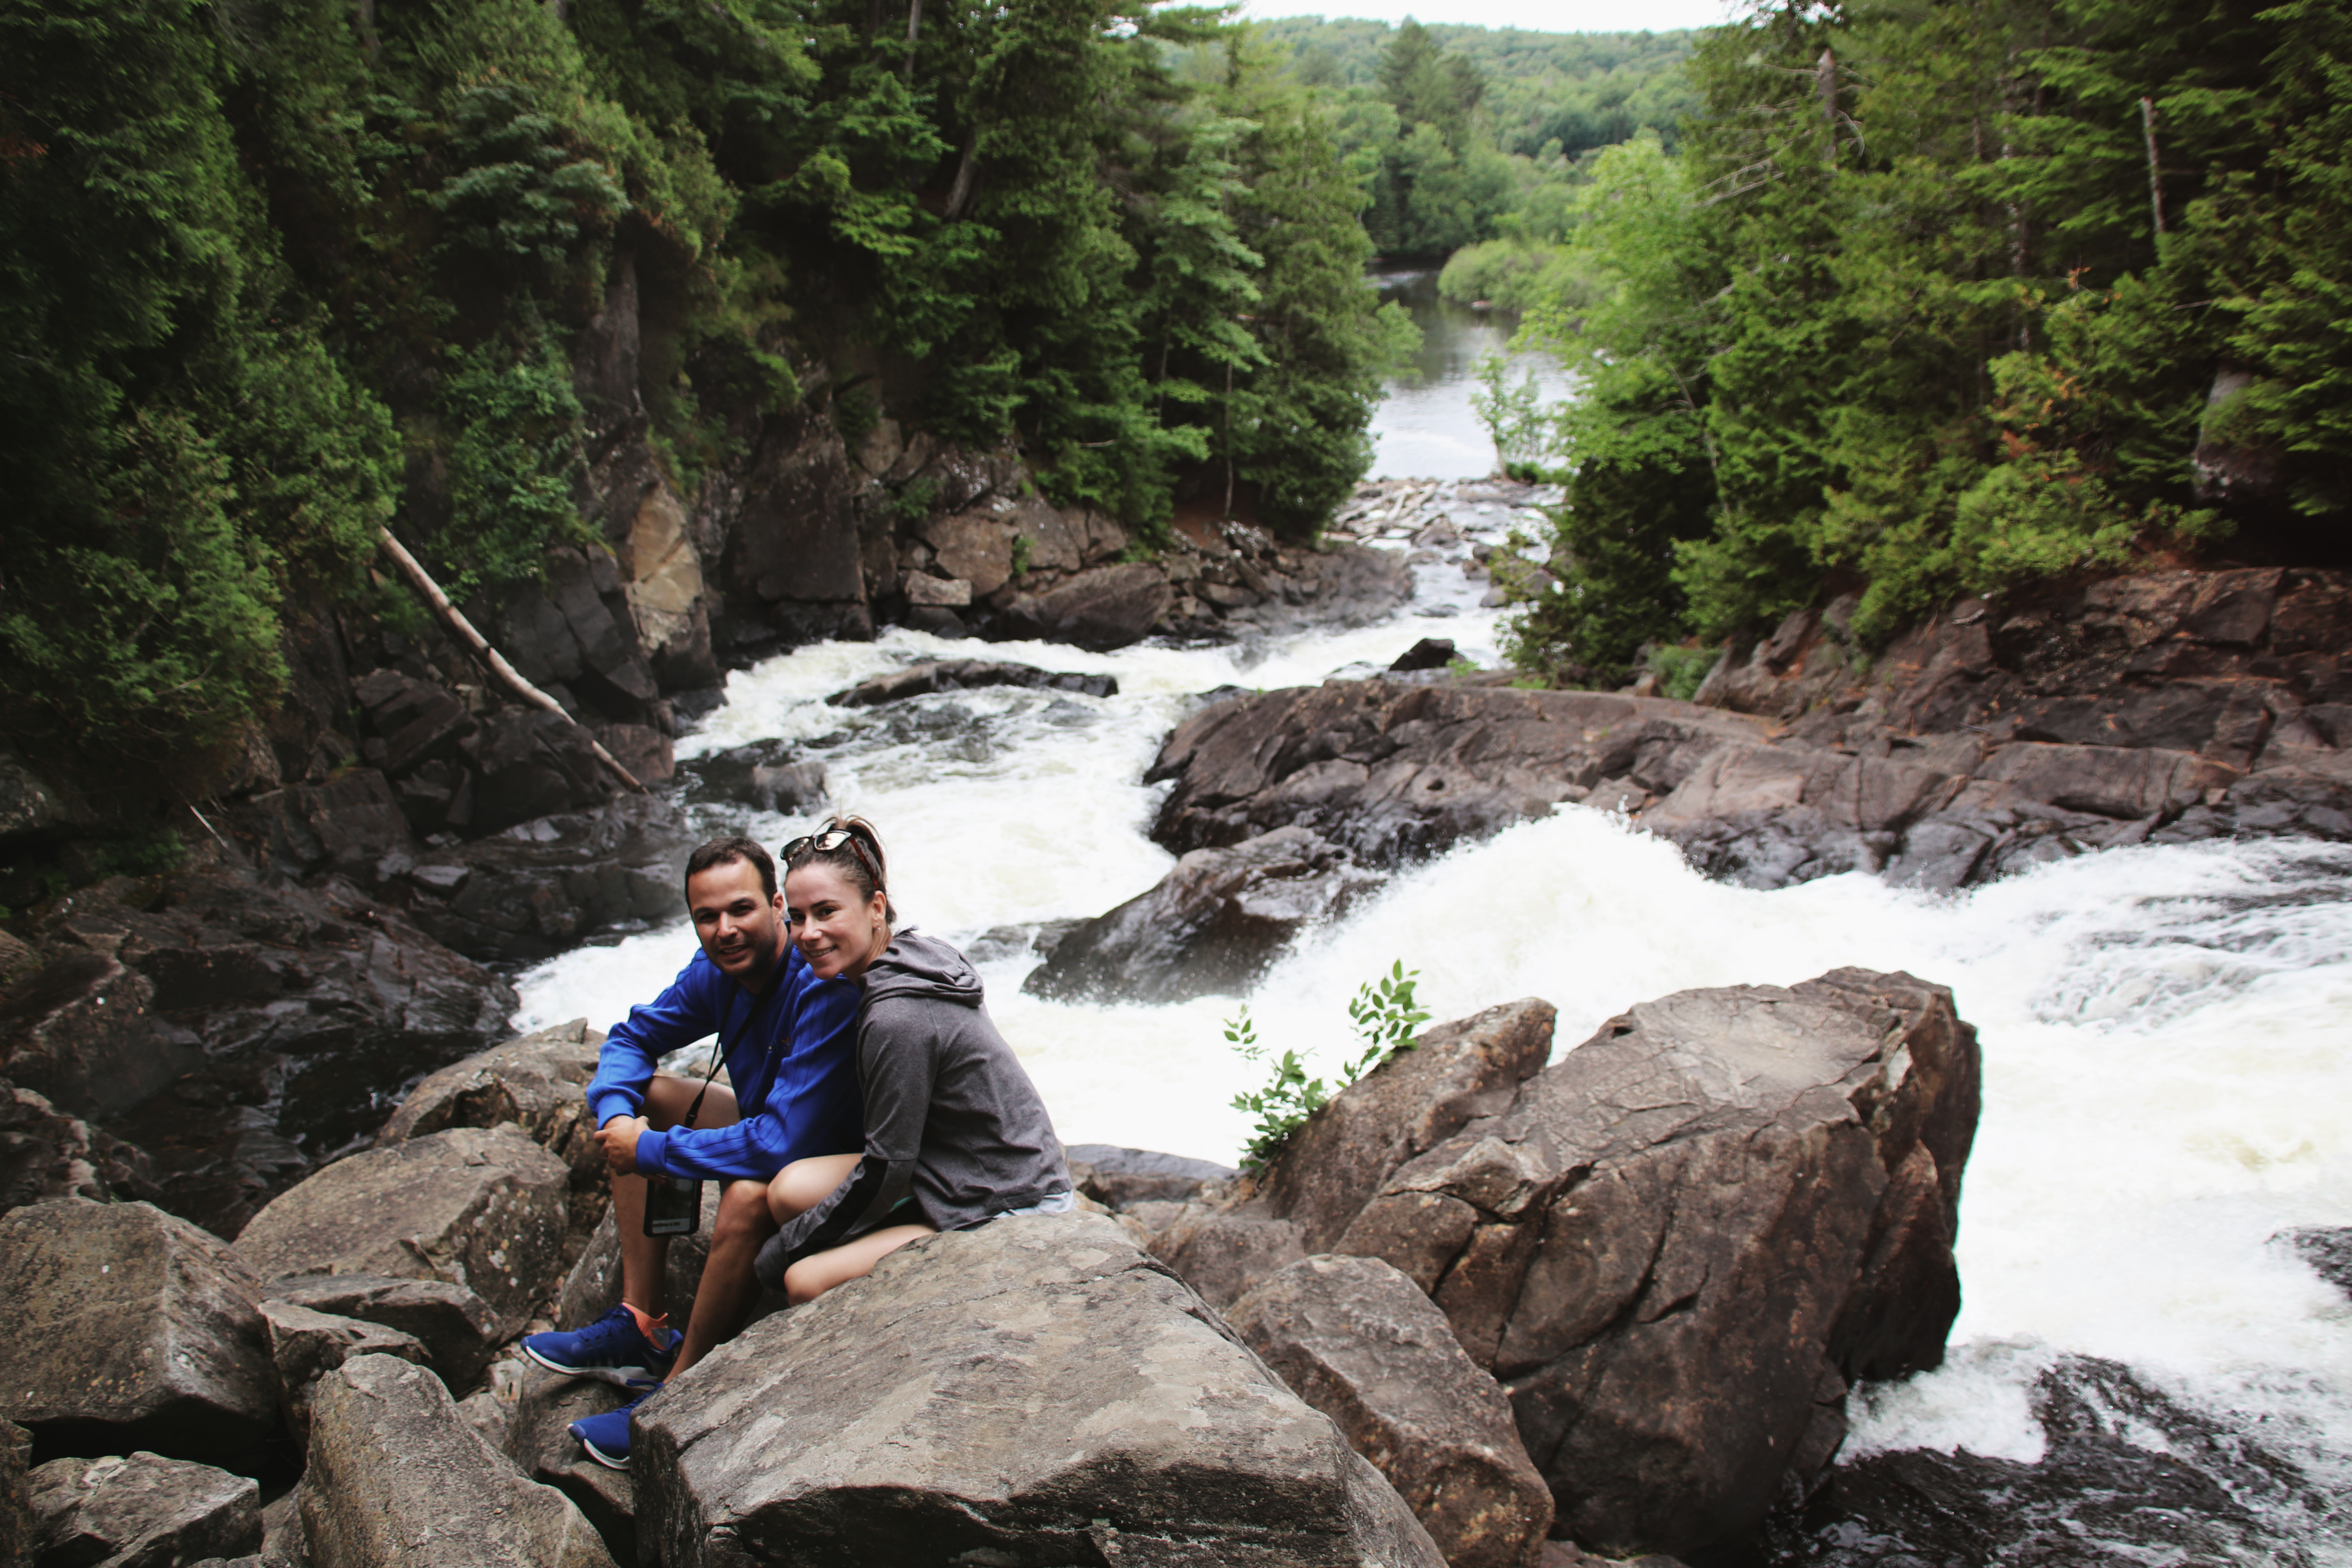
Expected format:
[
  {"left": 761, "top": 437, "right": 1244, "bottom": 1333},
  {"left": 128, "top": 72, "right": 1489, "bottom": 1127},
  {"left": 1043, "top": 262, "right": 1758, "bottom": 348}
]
[
  {"left": 0, "top": 1200, "right": 278, "bottom": 1461},
  {"left": 378, "top": 1018, "right": 609, "bottom": 1235},
  {"left": 235, "top": 1124, "right": 569, "bottom": 1336},
  {"left": 1230, "top": 1256, "right": 1552, "bottom": 1568},
  {"left": 996, "top": 562, "right": 1174, "bottom": 650},
  {"left": 1024, "top": 827, "right": 1384, "bottom": 1003},
  {"left": 508, "top": 1371, "right": 635, "bottom": 1562},
  {"left": 256, "top": 1300, "right": 426, "bottom": 1444},
  {"left": 261, "top": 1275, "right": 503, "bottom": 1393},
  {"left": 302, "top": 1354, "right": 615, "bottom": 1568},
  {"left": 27, "top": 1452, "right": 260, "bottom": 1568},
  {"left": 3, "top": 1421, "right": 29, "bottom": 1568},
  {"left": 634, "top": 1212, "right": 1445, "bottom": 1567},
  {"left": 1335, "top": 969, "right": 1981, "bottom": 1559}
]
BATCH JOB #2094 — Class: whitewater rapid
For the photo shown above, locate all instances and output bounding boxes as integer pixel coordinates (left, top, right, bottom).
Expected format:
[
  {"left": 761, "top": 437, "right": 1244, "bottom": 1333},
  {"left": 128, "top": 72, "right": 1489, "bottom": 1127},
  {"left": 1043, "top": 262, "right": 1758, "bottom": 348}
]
[{"left": 513, "top": 551, "right": 2352, "bottom": 1546}]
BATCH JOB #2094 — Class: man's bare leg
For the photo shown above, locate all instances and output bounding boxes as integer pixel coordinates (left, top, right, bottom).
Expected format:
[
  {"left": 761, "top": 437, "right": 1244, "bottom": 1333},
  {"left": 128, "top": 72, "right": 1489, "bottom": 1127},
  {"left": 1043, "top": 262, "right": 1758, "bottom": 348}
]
[
  {"left": 614, "top": 1076, "right": 740, "bottom": 1322},
  {"left": 668, "top": 1180, "right": 779, "bottom": 1378}
]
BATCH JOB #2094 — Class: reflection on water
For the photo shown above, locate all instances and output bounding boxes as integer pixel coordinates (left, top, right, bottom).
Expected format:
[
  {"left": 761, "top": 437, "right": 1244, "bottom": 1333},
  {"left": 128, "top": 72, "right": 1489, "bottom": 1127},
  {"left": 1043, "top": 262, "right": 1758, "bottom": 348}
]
[{"left": 1367, "top": 266, "right": 1573, "bottom": 482}]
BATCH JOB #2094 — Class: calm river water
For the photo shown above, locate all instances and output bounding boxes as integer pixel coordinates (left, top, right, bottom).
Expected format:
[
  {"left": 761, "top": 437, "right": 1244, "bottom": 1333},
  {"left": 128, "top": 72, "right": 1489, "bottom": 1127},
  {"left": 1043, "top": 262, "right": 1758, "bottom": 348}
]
[{"left": 1367, "top": 265, "right": 1573, "bottom": 481}]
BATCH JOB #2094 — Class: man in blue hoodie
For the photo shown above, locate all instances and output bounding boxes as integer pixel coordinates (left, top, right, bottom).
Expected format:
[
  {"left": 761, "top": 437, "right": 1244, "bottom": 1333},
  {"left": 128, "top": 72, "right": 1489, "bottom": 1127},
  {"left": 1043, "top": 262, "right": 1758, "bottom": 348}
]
[{"left": 519, "top": 833, "right": 862, "bottom": 1468}]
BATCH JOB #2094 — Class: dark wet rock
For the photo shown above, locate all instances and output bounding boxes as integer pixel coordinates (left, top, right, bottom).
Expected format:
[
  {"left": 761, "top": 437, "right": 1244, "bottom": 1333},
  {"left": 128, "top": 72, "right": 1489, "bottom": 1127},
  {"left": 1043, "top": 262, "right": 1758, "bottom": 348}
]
[
  {"left": 827, "top": 657, "right": 1117, "bottom": 707},
  {"left": 1389, "top": 638, "right": 1459, "bottom": 673},
  {"left": 2280, "top": 1226, "right": 2352, "bottom": 1299},
  {"left": 1065, "top": 1144, "right": 1235, "bottom": 1210},
  {"left": 676, "top": 739, "right": 831, "bottom": 815},
  {"left": 261, "top": 1275, "right": 503, "bottom": 1394},
  {"left": 0, "top": 1199, "right": 279, "bottom": 1463},
  {"left": 1024, "top": 826, "right": 1384, "bottom": 1002},
  {"left": 235, "top": 1124, "right": 569, "bottom": 1337},
  {"left": 233, "top": 769, "right": 420, "bottom": 883},
  {"left": 1256, "top": 999, "right": 1557, "bottom": 1256},
  {"left": 1148, "top": 681, "right": 1766, "bottom": 866},
  {"left": 1230, "top": 1254, "right": 1553, "bottom": 1568},
  {"left": 400, "top": 793, "right": 692, "bottom": 964},
  {"left": 0, "top": 1080, "right": 155, "bottom": 1218},
  {"left": 481, "top": 546, "right": 662, "bottom": 729},
  {"left": 462, "top": 711, "right": 621, "bottom": 833},
  {"left": 258, "top": 1299, "right": 427, "bottom": 1445},
  {"left": 718, "top": 411, "right": 873, "bottom": 647},
  {"left": 1326, "top": 971, "right": 1980, "bottom": 1560},
  {"left": 28, "top": 1452, "right": 261, "bottom": 1568},
  {"left": 995, "top": 563, "right": 1174, "bottom": 650},
  {"left": 2, "top": 1420, "right": 27, "bottom": 1568},
  {"left": 302, "top": 1354, "right": 616, "bottom": 1568},
  {"left": 633, "top": 1211, "right": 1444, "bottom": 1567},
  {"left": 1758, "top": 1356, "right": 2311, "bottom": 1568}
]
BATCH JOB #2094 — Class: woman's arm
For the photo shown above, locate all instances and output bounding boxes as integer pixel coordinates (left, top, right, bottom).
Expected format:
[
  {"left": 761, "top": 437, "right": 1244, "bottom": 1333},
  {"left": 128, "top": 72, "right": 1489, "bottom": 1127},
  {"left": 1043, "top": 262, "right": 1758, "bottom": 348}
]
[{"left": 753, "top": 995, "right": 939, "bottom": 1285}]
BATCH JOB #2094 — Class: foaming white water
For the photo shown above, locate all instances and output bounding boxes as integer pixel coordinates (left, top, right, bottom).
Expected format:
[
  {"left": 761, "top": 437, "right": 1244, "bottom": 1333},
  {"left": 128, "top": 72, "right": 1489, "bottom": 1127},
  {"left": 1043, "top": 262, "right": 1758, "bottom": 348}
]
[{"left": 515, "top": 593, "right": 2352, "bottom": 1536}]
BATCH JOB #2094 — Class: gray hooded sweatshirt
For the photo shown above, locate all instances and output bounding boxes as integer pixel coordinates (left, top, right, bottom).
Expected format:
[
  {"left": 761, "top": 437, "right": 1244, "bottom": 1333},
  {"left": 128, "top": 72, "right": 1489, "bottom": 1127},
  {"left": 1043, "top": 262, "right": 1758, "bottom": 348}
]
[{"left": 755, "top": 929, "right": 1069, "bottom": 1283}]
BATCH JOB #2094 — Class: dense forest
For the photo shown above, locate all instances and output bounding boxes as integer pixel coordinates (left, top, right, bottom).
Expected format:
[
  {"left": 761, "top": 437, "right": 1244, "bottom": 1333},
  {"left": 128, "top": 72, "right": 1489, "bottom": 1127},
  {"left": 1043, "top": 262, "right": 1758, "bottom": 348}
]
[
  {"left": 1488, "top": 0, "right": 2352, "bottom": 686},
  {"left": 0, "top": 0, "right": 1419, "bottom": 775},
  {"left": 1249, "top": 16, "right": 1695, "bottom": 262}
]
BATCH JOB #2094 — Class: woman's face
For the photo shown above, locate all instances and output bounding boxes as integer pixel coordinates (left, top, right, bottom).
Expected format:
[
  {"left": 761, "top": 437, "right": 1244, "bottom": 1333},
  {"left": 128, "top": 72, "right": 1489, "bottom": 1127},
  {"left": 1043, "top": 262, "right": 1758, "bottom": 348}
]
[{"left": 786, "top": 860, "right": 888, "bottom": 981}]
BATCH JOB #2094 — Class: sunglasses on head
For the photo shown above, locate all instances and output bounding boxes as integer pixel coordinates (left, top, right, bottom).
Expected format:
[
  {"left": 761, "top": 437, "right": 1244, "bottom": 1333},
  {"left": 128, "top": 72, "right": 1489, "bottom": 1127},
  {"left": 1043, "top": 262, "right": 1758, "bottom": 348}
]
[{"left": 781, "top": 829, "right": 883, "bottom": 894}]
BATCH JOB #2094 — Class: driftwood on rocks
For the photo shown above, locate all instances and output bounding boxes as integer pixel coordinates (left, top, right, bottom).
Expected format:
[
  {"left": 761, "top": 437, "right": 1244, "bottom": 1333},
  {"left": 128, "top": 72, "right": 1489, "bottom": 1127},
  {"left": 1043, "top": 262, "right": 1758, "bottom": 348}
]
[
  {"left": 0, "top": 1199, "right": 279, "bottom": 1463},
  {"left": 633, "top": 1211, "right": 1446, "bottom": 1567}
]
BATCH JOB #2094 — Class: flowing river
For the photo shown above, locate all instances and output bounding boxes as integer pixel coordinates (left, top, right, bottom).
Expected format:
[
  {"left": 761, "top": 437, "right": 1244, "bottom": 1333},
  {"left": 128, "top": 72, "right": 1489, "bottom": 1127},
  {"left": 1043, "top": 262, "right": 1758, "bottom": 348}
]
[{"left": 514, "top": 494, "right": 2352, "bottom": 1554}]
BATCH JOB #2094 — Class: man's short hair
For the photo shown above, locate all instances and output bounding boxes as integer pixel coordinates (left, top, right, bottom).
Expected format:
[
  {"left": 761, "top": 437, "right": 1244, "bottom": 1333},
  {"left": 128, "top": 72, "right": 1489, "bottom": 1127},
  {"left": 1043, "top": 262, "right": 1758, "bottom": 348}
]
[{"left": 684, "top": 835, "right": 776, "bottom": 901}]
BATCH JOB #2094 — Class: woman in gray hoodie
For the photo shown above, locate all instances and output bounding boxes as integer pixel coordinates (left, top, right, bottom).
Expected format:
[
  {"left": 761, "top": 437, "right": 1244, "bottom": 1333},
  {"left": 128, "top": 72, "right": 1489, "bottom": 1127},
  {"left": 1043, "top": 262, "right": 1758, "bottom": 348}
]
[{"left": 752, "top": 817, "right": 1072, "bottom": 1304}]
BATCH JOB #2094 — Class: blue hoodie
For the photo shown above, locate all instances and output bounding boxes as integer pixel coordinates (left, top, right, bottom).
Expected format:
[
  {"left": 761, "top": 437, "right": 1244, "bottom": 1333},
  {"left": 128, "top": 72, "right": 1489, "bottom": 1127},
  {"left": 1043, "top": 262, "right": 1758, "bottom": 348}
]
[{"left": 584, "top": 944, "right": 864, "bottom": 1180}]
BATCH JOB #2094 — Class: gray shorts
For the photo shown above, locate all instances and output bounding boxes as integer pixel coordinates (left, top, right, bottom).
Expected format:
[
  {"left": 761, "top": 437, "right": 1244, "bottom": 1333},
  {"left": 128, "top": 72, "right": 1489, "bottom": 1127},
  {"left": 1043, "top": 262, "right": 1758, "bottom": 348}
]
[{"left": 992, "top": 1190, "right": 1076, "bottom": 1221}]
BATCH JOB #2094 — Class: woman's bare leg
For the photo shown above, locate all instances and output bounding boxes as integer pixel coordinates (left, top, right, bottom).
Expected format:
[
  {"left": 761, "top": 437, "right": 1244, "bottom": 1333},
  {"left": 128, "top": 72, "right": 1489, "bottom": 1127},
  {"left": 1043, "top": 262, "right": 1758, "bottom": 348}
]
[{"left": 780, "top": 1223, "right": 936, "bottom": 1307}]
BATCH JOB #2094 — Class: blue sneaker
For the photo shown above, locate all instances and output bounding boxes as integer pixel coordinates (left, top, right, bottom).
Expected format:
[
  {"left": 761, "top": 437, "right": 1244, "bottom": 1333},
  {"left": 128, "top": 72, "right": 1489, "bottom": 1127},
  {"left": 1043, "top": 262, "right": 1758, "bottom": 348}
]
[
  {"left": 520, "top": 1306, "right": 678, "bottom": 1389},
  {"left": 570, "top": 1387, "right": 651, "bottom": 1470}
]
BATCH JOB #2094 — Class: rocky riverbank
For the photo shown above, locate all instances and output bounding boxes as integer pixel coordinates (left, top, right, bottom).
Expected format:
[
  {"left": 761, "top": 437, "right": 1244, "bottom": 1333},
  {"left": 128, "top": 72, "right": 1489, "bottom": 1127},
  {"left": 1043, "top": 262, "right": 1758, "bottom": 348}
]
[
  {"left": 1030, "top": 566, "right": 2351, "bottom": 1000},
  {"left": 0, "top": 974, "right": 1990, "bottom": 1566}
]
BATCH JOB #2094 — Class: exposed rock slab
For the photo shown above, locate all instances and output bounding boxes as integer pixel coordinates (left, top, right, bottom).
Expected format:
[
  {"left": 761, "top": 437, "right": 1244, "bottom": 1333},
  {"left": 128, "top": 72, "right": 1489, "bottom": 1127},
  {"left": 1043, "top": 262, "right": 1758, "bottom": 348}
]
[
  {"left": 380, "top": 1019, "right": 608, "bottom": 1234},
  {"left": 235, "top": 1124, "right": 568, "bottom": 1336},
  {"left": 399, "top": 794, "right": 692, "bottom": 964},
  {"left": 1066, "top": 1144, "right": 1235, "bottom": 1210},
  {"left": 826, "top": 657, "right": 1118, "bottom": 707},
  {"left": 1142, "top": 1205, "right": 1308, "bottom": 1312},
  {"left": 0, "top": 1199, "right": 278, "bottom": 1462},
  {"left": 634, "top": 1212, "right": 1445, "bottom": 1567},
  {"left": 261, "top": 1274, "right": 503, "bottom": 1393},
  {"left": 1332, "top": 969, "right": 1980, "bottom": 1559},
  {"left": 3, "top": 1421, "right": 31, "bottom": 1568},
  {"left": 28, "top": 1452, "right": 260, "bottom": 1568},
  {"left": 302, "top": 1354, "right": 615, "bottom": 1568},
  {"left": 1230, "top": 1255, "right": 1553, "bottom": 1568},
  {"left": 508, "top": 1371, "right": 635, "bottom": 1563},
  {"left": 1025, "top": 826, "right": 1383, "bottom": 1002},
  {"left": 0, "top": 1080, "right": 154, "bottom": 1219},
  {"left": 995, "top": 563, "right": 1174, "bottom": 650}
]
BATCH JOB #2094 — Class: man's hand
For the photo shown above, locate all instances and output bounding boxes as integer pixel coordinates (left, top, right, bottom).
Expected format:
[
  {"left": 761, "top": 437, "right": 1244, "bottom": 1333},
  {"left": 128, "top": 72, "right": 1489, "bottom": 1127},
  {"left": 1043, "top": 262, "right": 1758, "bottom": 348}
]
[{"left": 597, "top": 1114, "right": 650, "bottom": 1177}]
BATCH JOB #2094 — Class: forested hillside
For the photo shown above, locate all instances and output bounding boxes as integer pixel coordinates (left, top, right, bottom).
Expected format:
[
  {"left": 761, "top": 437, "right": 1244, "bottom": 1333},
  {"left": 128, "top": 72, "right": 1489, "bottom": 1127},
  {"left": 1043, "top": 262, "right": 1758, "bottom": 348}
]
[
  {"left": 1250, "top": 16, "right": 1695, "bottom": 260},
  {"left": 1490, "top": 0, "right": 2352, "bottom": 684},
  {"left": 0, "top": 0, "right": 1411, "bottom": 776}
]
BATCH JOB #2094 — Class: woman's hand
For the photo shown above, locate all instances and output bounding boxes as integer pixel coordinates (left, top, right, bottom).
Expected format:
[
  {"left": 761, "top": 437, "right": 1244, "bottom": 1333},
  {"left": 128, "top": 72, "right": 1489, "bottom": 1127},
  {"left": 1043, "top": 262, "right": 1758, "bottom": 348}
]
[{"left": 597, "top": 1114, "right": 650, "bottom": 1176}]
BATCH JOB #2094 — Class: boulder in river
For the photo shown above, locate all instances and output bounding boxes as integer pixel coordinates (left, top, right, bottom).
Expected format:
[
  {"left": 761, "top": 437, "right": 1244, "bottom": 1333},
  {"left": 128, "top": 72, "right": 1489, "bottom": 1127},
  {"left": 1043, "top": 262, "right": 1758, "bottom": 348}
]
[
  {"left": 676, "top": 739, "right": 829, "bottom": 815},
  {"left": 303, "top": 1354, "right": 616, "bottom": 1568},
  {"left": 0, "top": 1199, "right": 279, "bottom": 1464},
  {"left": 1229, "top": 1254, "right": 1553, "bottom": 1568},
  {"left": 1024, "top": 826, "right": 1384, "bottom": 1002},
  {"left": 633, "top": 1211, "right": 1445, "bottom": 1566},
  {"left": 994, "top": 562, "right": 1174, "bottom": 650},
  {"left": 1329, "top": 969, "right": 1980, "bottom": 1559},
  {"left": 825, "top": 657, "right": 1118, "bottom": 707},
  {"left": 235, "top": 1123, "right": 569, "bottom": 1338},
  {"left": 27, "top": 1451, "right": 261, "bottom": 1568},
  {"left": 1066, "top": 1143, "right": 1236, "bottom": 1210}
]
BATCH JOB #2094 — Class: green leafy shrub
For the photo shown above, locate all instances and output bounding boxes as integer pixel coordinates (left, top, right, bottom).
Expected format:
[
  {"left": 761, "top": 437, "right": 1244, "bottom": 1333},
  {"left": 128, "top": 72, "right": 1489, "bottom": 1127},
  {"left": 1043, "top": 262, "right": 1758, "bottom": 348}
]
[
  {"left": 1648, "top": 643, "right": 1715, "bottom": 701},
  {"left": 1229, "top": 962, "right": 1430, "bottom": 1170}
]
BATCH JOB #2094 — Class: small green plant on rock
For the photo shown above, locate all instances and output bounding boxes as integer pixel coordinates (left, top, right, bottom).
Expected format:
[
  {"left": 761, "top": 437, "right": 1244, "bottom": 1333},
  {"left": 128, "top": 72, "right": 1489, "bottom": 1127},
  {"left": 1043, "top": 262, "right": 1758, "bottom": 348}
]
[{"left": 1227, "top": 962, "right": 1432, "bottom": 1171}]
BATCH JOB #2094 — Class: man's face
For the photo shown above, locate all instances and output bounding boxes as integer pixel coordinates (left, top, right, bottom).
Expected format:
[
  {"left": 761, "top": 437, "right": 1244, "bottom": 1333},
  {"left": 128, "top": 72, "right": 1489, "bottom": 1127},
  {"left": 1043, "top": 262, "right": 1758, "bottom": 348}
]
[{"left": 686, "top": 857, "right": 785, "bottom": 985}]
